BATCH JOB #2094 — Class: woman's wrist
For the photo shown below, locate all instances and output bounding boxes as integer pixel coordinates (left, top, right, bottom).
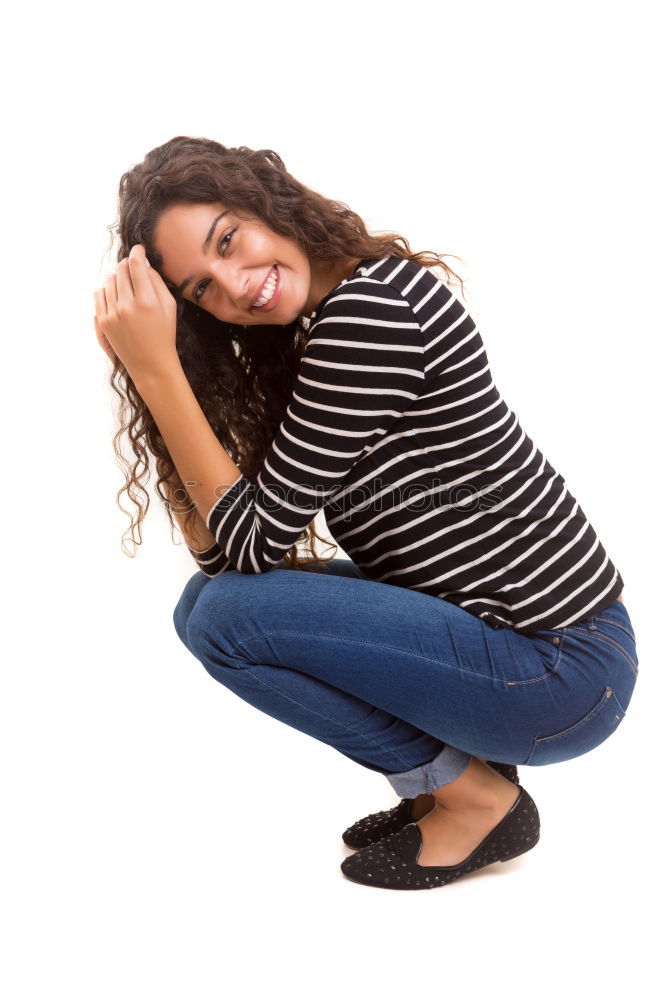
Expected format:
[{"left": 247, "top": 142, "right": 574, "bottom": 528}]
[{"left": 132, "top": 356, "right": 184, "bottom": 399}]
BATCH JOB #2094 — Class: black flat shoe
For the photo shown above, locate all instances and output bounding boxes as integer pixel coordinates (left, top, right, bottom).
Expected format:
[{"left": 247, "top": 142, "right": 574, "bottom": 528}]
[
  {"left": 341, "top": 761, "right": 519, "bottom": 849},
  {"left": 340, "top": 785, "right": 540, "bottom": 890}
]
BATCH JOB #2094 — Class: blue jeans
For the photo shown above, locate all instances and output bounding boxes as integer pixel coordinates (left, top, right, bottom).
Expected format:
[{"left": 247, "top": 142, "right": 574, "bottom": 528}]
[{"left": 173, "top": 558, "right": 639, "bottom": 797}]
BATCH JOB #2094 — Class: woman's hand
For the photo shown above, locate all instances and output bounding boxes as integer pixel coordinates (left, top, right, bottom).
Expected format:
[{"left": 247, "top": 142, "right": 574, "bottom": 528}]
[
  {"left": 92, "top": 243, "right": 179, "bottom": 381},
  {"left": 93, "top": 314, "right": 117, "bottom": 364}
]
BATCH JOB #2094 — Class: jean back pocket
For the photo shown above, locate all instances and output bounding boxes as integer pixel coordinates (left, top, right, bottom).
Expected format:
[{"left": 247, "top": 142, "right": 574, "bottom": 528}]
[{"left": 525, "top": 683, "right": 627, "bottom": 765}]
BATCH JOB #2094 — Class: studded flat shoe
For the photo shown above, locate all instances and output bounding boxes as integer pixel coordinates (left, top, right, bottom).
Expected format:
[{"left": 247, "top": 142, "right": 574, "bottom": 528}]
[
  {"left": 340, "top": 784, "right": 540, "bottom": 890},
  {"left": 341, "top": 761, "right": 519, "bottom": 849}
]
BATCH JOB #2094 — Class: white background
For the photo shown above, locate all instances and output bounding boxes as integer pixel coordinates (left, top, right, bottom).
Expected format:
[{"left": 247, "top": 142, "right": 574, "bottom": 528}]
[{"left": 2, "top": 1, "right": 663, "bottom": 997}]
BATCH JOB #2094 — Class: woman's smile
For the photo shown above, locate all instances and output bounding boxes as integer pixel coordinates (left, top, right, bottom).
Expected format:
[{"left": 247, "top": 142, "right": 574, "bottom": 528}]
[
  {"left": 250, "top": 265, "right": 281, "bottom": 311},
  {"left": 153, "top": 202, "right": 313, "bottom": 326},
  {"left": 153, "top": 202, "right": 361, "bottom": 326}
]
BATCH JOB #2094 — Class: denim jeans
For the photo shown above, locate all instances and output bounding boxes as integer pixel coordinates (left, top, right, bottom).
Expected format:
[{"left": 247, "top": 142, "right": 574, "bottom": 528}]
[{"left": 173, "top": 557, "right": 639, "bottom": 797}]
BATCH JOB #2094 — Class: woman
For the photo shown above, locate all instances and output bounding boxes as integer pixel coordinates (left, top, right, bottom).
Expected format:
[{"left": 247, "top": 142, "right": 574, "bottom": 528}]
[{"left": 93, "top": 136, "right": 639, "bottom": 891}]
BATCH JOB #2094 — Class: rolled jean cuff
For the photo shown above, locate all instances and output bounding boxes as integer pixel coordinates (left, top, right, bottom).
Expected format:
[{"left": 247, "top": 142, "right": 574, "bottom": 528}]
[{"left": 385, "top": 745, "right": 472, "bottom": 797}]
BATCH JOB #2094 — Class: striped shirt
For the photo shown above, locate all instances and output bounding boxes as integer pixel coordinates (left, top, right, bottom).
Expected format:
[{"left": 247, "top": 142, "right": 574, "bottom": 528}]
[{"left": 188, "top": 255, "right": 623, "bottom": 634}]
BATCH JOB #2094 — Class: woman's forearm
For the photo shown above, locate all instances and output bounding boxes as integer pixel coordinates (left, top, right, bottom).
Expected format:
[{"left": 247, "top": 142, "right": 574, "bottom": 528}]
[
  {"left": 141, "top": 361, "right": 243, "bottom": 539},
  {"left": 159, "top": 464, "right": 219, "bottom": 553}
]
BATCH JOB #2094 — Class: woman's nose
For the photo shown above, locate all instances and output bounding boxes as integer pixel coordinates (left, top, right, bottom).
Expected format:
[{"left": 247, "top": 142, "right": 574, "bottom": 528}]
[{"left": 210, "top": 261, "right": 249, "bottom": 305}]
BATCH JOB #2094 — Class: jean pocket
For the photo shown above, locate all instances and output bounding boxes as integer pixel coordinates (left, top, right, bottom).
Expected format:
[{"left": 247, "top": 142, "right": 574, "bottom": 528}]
[{"left": 525, "top": 685, "right": 627, "bottom": 765}]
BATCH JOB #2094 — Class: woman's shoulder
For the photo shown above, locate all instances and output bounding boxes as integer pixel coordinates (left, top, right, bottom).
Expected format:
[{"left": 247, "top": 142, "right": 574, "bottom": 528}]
[
  {"left": 310, "top": 255, "right": 450, "bottom": 327},
  {"left": 357, "top": 255, "right": 454, "bottom": 314}
]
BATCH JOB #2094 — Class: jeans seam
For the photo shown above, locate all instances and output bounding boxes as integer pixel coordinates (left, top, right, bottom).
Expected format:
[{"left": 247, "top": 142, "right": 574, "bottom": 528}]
[
  {"left": 565, "top": 627, "right": 639, "bottom": 676},
  {"left": 242, "top": 667, "right": 419, "bottom": 772},
  {"left": 504, "top": 634, "right": 566, "bottom": 687},
  {"left": 422, "top": 750, "right": 472, "bottom": 793},
  {"left": 525, "top": 683, "right": 614, "bottom": 763},
  {"left": 611, "top": 689, "right": 629, "bottom": 718},
  {"left": 232, "top": 630, "right": 478, "bottom": 678},
  {"left": 590, "top": 617, "right": 636, "bottom": 642},
  {"left": 505, "top": 672, "right": 554, "bottom": 688}
]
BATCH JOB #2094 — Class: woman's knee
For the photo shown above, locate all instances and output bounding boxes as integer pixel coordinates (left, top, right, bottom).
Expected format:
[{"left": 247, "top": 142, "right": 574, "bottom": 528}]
[{"left": 172, "top": 571, "right": 211, "bottom": 648}]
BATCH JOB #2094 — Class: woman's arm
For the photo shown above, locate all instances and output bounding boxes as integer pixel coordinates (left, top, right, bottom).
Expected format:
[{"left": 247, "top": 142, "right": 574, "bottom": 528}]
[
  {"left": 96, "top": 246, "right": 423, "bottom": 575},
  {"left": 139, "top": 277, "right": 425, "bottom": 574},
  {"left": 137, "top": 362, "right": 244, "bottom": 534},
  {"left": 94, "top": 245, "right": 240, "bottom": 576},
  {"left": 157, "top": 457, "right": 219, "bottom": 553},
  {"left": 157, "top": 453, "right": 234, "bottom": 577}
]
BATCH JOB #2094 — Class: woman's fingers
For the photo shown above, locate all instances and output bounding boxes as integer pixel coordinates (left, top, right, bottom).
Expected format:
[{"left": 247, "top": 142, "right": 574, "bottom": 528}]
[
  {"left": 115, "top": 257, "right": 133, "bottom": 308},
  {"left": 129, "top": 243, "right": 177, "bottom": 314},
  {"left": 104, "top": 270, "right": 119, "bottom": 312},
  {"left": 93, "top": 287, "right": 117, "bottom": 362},
  {"left": 92, "top": 287, "right": 107, "bottom": 318},
  {"left": 93, "top": 314, "right": 117, "bottom": 363},
  {"left": 127, "top": 243, "right": 158, "bottom": 306},
  {"left": 91, "top": 244, "right": 177, "bottom": 378},
  {"left": 102, "top": 244, "right": 175, "bottom": 318}
]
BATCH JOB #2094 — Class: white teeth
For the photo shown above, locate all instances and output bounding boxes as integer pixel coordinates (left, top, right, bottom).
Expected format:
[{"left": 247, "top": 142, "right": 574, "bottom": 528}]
[
  {"left": 256, "top": 279, "right": 276, "bottom": 304},
  {"left": 253, "top": 267, "right": 278, "bottom": 307}
]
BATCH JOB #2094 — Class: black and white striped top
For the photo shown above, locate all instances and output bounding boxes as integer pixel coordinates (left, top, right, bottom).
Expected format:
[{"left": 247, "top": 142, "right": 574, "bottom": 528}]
[{"left": 188, "top": 255, "right": 623, "bottom": 634}]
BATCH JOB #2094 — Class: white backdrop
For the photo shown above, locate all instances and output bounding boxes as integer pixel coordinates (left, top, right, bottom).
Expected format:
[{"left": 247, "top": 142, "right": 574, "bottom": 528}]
[{"left": 2, "top": 1, "right": 663, "bottom": 997}]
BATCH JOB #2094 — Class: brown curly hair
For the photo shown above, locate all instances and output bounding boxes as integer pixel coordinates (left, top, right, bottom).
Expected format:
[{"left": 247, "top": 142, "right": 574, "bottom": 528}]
[{"left": 103, "top": 135, "right": 466, "bottom": 570}]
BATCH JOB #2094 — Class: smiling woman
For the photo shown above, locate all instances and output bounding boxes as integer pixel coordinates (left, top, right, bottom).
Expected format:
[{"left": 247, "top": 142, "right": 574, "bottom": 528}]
[
  {"left": 152, "top": 201, "right": 358, "bottom": 324},
  {"left": 94, "top": 135, "right": 637, "bottom": 893},
  {"left": 97, "top": 135, "right": 463, "bottom": 572}
]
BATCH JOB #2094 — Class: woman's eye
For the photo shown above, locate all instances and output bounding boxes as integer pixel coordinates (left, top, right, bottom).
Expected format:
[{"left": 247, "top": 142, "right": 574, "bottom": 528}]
[
  {"left": 219, "top": 229, "right": 236, "bottom": 252},
  {"left": 193, "top": 229, "right": 237, "bottom": 302}
]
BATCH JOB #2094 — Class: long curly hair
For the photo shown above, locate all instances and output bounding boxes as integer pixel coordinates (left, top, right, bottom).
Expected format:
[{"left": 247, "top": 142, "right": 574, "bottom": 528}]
[{"left": 104, "top": 136, "right": 466, "bottom": 570}]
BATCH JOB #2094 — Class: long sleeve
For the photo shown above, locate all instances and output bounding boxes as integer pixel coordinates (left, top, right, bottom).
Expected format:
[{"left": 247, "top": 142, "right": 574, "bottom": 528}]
[
  {"left": 205, "top": 276, "right": 426, "bottom": 573},
  {"left": 186, "top": 540, "right": 233, "bottom": 578}
]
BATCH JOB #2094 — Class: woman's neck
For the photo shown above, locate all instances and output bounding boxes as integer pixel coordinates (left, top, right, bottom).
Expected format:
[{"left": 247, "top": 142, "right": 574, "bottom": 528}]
[{"left": 302, "top": 256, "right": 362, "bottom": 318}]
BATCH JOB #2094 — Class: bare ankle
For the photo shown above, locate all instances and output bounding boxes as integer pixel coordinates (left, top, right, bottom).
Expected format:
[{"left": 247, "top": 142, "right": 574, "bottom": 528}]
[
  {"left": 409, "top": 793, "right": 435, "bottom": 821},
  {"left": 430, "top": 757, "right": 519, "bottom": 812}
]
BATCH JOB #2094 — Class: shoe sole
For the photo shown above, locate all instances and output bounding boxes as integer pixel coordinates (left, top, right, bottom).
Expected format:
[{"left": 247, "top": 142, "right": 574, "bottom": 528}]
[{"left": 341, "top": 836, "right": 541, "bottom": 888}]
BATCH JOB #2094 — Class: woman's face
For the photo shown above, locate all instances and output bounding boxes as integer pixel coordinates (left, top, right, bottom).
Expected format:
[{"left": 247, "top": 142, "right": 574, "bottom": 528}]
[{"left": 153, "top": 202, "right": 317, "bottom": 326}]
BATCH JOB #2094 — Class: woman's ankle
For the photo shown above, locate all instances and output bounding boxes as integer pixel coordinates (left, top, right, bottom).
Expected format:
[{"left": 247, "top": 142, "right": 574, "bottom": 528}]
[
  {"left": 430, "top": 756, "right": 518, "bottom": 812},
  {"left": 409, "top": 793, "right": 435, "bottom": 820}
]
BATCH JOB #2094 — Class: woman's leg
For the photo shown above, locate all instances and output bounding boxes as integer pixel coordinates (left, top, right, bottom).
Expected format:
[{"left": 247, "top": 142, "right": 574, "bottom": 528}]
[
  {"left": 175, "top": 559, "right": 637, "bottom": 834},
  {"left": 173, "top": 560, "right": 459, "bottom": 780},
  {"left": 174, "top": 561, "right": 521, "bottom": 860}
]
